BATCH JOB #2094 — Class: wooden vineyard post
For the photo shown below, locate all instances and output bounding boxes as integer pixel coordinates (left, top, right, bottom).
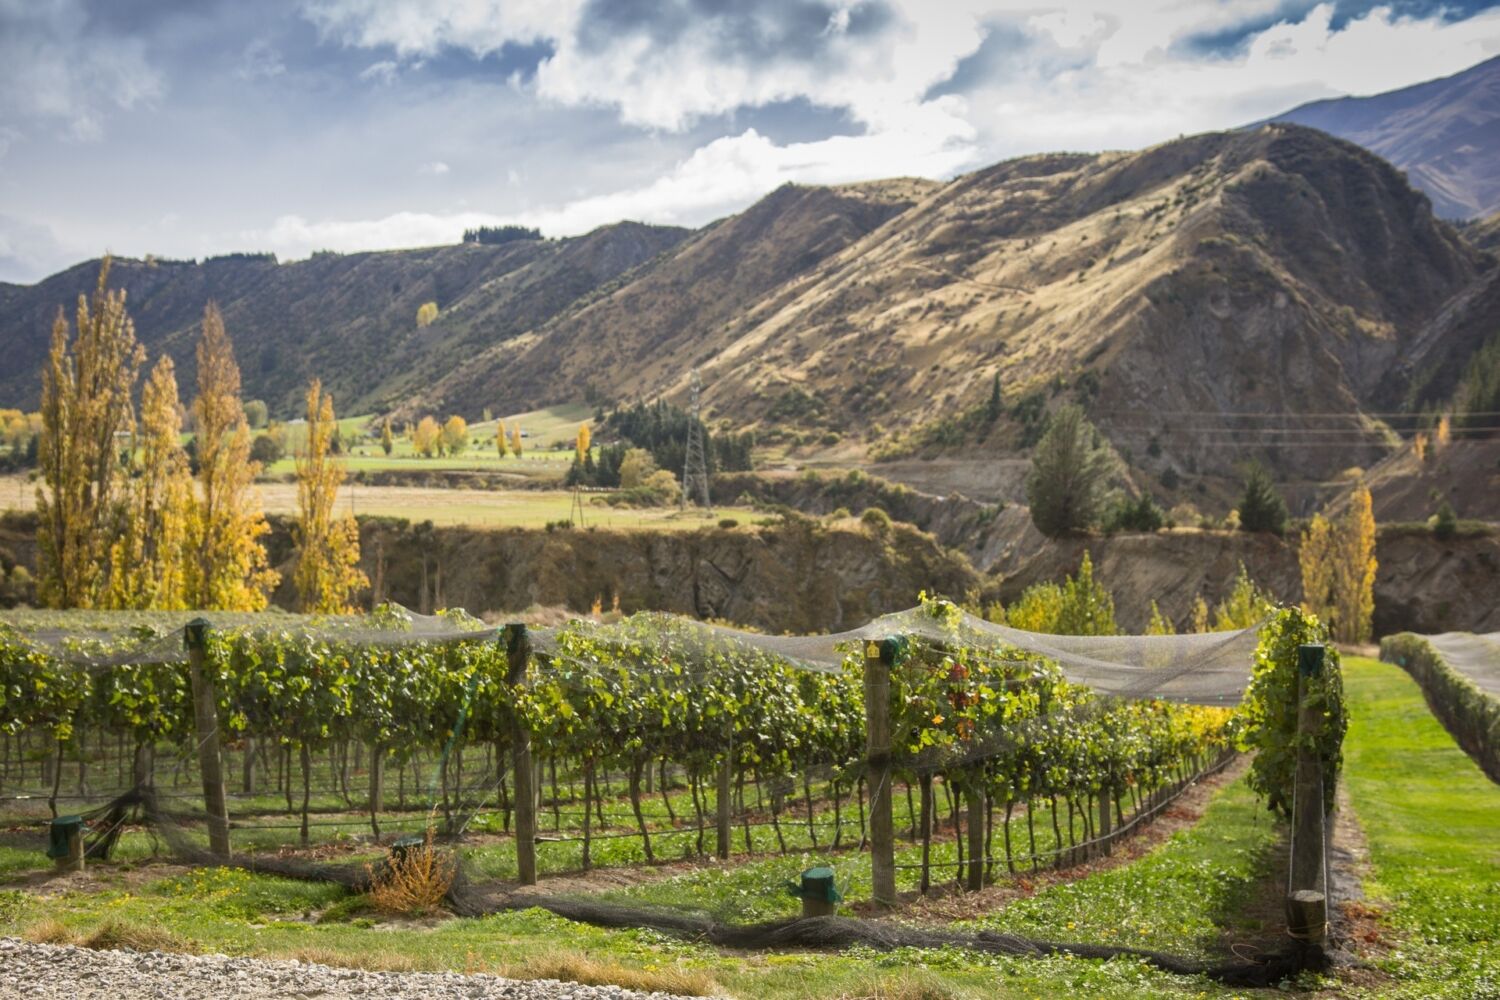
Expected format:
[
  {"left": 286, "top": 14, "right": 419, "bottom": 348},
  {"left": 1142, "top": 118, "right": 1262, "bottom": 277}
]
[
  {"left": 185, "top": 619, "right": 231, "bottom": 859},
  {"left": 506, "top": 624, "right": 537, "bottom": 886},
  {"left": 965, "top": 783, "right": 985, "bottom": 891},
  {"left": 1097, "top": 787, "right": 1113, "bottom": 857},
  {"left": 864, "top": 638, "right": 896, "bottom": 908},
  {"left": 716, "top": 754, "right": 732, "bottom": 861},
  {"left": 1287, "top": 643, "right": 1328, "bottom": 946}
]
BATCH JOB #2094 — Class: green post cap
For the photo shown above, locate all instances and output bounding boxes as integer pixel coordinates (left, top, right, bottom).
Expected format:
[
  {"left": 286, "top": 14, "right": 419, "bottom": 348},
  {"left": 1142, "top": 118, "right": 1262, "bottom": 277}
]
[
  {"left": 1297, "top": 644, "right": 1325, "bottom": 677},
  {"left": 788, "top": 865, "right": 843, "bottom": 902},
  {"left": 184, "top": 617, "right": 211, "bottom": 650},
  {"left": 46, "top": 815, "right": 87, "bottom": 859}
]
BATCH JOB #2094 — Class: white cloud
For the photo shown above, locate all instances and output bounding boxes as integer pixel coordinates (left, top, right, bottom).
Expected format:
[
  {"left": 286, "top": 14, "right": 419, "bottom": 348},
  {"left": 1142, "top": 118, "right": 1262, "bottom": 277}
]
[
  {"left": 257, "top": 1, "right": 1500, "bottom": 262},
  {"left": 0, "top": 0, "right": 164, "bottom": 141},
  {"left": 419, "top": 160, "right": 450, "bottom": 175},
  {"left": 358, "top": 59, "right": 400, "bottom": 84},
  {"left": 237, "top": 39, "right": 286, "bottom": 82}
]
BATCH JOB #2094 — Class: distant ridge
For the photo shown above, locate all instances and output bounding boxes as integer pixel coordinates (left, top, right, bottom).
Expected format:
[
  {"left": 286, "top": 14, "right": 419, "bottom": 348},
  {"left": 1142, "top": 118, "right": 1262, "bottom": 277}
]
[{"left": 1271, "top": 55, "right": 1500, "bottom": 219}]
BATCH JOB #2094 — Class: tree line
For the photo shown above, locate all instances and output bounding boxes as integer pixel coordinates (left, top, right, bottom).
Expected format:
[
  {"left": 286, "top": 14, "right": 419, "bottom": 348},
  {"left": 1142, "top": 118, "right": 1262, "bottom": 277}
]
[{"left": 32, "top": 258, "right": 365, "bottom": 614}]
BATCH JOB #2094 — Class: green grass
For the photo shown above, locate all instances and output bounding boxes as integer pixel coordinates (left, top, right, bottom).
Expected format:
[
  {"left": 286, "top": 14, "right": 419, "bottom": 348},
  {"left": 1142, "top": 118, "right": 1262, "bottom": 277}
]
[
  {"left": 1339, "top": 656, "right": 1500, "bottom": 1000},
  {"left": 260, "top": 405, "right": 593, "bottom": 478}
]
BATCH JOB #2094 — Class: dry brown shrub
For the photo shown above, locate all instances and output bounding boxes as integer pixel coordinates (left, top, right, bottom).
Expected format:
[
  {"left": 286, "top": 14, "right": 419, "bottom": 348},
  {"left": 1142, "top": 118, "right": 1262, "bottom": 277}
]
[
  {"left": 24, "top": 919, "right": 77, "bottom": 945},
  {"left": 79, "top": 919, "right": 188, "bottom": 953},
  {"left": 365, "top": 827, "right": 455, "bottom": 915},
  {"left": 287, "top": 946, "right": 426, "bottom": 973},
  {"left": 510, "top": 952, "right": 720, "bottom": 997}
]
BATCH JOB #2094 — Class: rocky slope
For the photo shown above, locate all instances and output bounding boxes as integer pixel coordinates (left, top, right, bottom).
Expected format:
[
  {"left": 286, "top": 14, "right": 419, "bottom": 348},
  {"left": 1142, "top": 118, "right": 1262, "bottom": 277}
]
[{"left": 1272, "top": 55, "right": 1500, "bottom": 219}]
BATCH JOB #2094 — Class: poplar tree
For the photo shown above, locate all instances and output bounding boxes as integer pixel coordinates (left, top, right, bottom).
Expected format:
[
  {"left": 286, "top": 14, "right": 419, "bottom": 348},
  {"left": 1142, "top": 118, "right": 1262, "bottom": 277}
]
[
  {"left": 441, "top": 415, "right": 468, "bottom": 455},
  {"left": 495, "top": 420, "right": 508, "bottom": 458},
  {"left": 1299, "top": 485, "right": 1378, "bottom": 643},
  {"left": 413, "top": 416, "right": 440, "bottom": 457},
  {"left": 1336, "top": 485, "right": 1378, "bottom": 643},
  {"left": 36, "top": 257, "right": 146, "bottom": 608},
  {"left": 380, "top": 418, "right": 394, "bottom": 456},
  {"left": 510, "top": 423, "right": 524, "bottom": 458},
  {"left": 294, "top": 379, "right": 367, "bottom": 613},
  {"left": 576, "top": 422, "right": 591, "bottom": 462},
  {"left": 187, "top": 303, "right": 278, "bottom": 610},
  {"left": 108, "top": 357, "right": 193, "bottom": 609}
]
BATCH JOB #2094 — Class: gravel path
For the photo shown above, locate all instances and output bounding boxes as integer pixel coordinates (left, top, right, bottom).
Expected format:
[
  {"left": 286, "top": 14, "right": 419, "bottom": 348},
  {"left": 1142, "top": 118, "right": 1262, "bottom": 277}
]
[{"left": 0, "top": 938, "right": 710, "bottom": 1000}]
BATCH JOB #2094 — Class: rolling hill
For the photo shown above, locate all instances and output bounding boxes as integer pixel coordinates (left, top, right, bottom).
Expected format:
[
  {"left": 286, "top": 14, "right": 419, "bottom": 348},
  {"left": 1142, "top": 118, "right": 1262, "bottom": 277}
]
[{"left": 1271, "top": 55, "right": 1500, "bottom": 219}]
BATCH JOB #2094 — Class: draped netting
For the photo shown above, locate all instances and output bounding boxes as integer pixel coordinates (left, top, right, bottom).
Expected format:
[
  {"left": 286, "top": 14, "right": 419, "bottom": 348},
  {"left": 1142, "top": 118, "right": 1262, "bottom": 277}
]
[
  {"left": 1421, "top": 631, "right": 1500, "bottom": 697},
  {"left": 525, "top": 607, "right": 1259, "bottom": 706},
  {"left": 3, "top": 604, "right": 1260, "bottom": 706}
]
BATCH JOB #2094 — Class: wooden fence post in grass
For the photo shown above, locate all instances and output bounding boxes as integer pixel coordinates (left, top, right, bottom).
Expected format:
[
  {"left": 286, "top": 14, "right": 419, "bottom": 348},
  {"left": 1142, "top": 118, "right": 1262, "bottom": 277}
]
[
  {"left": 1287, "top": 643, "right": 1328, "bottom": 947},
  {"left": 185, "top": 618, "right": 231, "bottom": 859},
  {"left": 506, "top": 623, "right": 537, "bottom": 886},
  {"left": 716, "top": 753, "right": 732, "bottom": 861},
  {"left": 864, "top": 637, "right": 896, "bottom": 908}
]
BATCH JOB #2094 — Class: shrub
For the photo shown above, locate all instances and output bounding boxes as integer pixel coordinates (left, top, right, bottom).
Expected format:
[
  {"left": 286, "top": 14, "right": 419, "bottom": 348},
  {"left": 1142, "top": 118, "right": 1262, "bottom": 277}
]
[
  {"left": 1104, "top": 492, "right": 1164, "bottom": 533},
  {"left": 860, "top": 507, "right": 891, "bottom": 531},
  {"left": 366, "top": 828, "right": 455, "bottom": 915},
  {"left": 717, "top": 518, "right": 739, "bottom": 529},
  {"left": 1433, "top": 498, "right": 1458, "bottom": 539},
  {"left": 249, "top": 432, "right": 284, "bottom": 464}
]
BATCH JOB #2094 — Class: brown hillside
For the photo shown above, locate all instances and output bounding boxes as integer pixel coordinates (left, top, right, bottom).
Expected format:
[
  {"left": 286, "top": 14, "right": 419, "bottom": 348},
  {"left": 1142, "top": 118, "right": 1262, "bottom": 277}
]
[
  {"left": 414, "top": 179, "right": 938, "bottom": 417},
  {"left": 469, "top": 125, "right": 1480, "bottom": 483},
  {"left": 0, "top": 223, "right": 688, "bottom": 417}
]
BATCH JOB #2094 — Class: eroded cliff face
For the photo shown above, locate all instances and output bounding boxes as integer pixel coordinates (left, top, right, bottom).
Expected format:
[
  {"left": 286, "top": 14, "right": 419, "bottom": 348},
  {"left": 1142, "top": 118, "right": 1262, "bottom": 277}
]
[
  {"left": 298, "top": 515, "right": 982, "bottom": 634},
  {"left": 2, "top": 509, "right": 1494, "bottom": 637}
]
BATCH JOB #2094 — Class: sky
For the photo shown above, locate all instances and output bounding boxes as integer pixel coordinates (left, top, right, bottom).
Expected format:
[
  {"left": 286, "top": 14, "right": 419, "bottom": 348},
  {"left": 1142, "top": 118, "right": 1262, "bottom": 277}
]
[{"left": 2, "top": 0, "right": 1499, "bottom": 283}]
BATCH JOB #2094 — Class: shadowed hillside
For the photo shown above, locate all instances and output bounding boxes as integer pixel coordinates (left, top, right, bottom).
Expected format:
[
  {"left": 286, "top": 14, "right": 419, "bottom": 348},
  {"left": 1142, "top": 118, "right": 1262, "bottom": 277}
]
[
  {"left": 0, "top": 223, "right": 689, "bottom": 417},
  {"left": 1272, "top": 55, "right": 1500, "bottom": 219}
]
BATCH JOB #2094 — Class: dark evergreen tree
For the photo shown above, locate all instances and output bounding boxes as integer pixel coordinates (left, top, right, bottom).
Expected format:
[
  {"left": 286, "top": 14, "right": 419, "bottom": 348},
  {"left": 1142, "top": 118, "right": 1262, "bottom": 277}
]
[{"left": 1237, "top": 464, "right": 1288, "bottom": 535}]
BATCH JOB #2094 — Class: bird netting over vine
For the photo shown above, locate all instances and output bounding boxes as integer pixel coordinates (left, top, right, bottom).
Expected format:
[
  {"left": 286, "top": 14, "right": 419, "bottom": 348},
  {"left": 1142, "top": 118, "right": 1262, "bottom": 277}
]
[
  {"left": 0, "top": 602, "right": 1260, "bottom": 705},
  {"left": 1420, "top": 631, "right": 1500, "bottom": 696}
]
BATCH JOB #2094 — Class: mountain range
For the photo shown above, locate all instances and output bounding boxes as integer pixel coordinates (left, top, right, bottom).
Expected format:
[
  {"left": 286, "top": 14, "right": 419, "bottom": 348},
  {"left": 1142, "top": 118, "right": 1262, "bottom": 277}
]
[{"left": 3, "top": 62, "right": 1499, "bottom": 512}]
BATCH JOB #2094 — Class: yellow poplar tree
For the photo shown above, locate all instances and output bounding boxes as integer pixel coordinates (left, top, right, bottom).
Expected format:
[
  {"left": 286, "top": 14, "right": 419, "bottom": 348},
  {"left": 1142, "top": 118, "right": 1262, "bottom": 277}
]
[
  {"left": 380, "top": 418, "right": 394, "bottom": 456},
  {"left": 1299, "top": 513, "right": 1338, "bottom": 622},
  {"left": 510, "top": 423, "right": 524, "bottom": 458},
  {"left": 413, "top": 416, "right": 440, "bottom": 457},
  {"left": 576, "top": 423, "right": 591, "bottom": 462},
  {"left": 187, "top": 303, "right": 279, "bottom": 610},
  {"left": 495, "top": 420, "right": 508, "bottom": 458},
  {"left": 1335, "top": 484, "right": 1378, "bottom": 644},
  {"left": 107, "top": 357, "right": 193, "bottom": 609},
  {"left": 1435, "top": 414, "right": 1451, "bottom": 453},
  {"left": 294, "top": 380, "right": 367, "bottom": 613},
  {"left": 36, "top": 257, "right": 146, "bottom": 608},
  {"left": 1145, "top": 600, "right": 1175, "bottom": 635},
  {"left": 1299, "top": 488, "right": 1378, "bottom": 643},
  {"left": 1189, "top": 595, "right": 1211, "bottom": 633},
  {"left": 441, "top": 415, "right": 468, "bottom": 455}
]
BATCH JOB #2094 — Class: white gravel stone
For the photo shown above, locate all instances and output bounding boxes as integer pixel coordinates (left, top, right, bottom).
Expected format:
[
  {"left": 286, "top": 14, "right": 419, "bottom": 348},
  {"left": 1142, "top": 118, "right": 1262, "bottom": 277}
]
[{"left": 0, "top": 938, "right": 713, "bottom": 1000}]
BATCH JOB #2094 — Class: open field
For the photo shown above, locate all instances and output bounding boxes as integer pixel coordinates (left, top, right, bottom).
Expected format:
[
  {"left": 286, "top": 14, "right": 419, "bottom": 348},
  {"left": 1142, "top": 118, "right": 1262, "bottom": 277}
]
[{"left": 0, "top": 476, "right": 750, "bottom": 531}]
